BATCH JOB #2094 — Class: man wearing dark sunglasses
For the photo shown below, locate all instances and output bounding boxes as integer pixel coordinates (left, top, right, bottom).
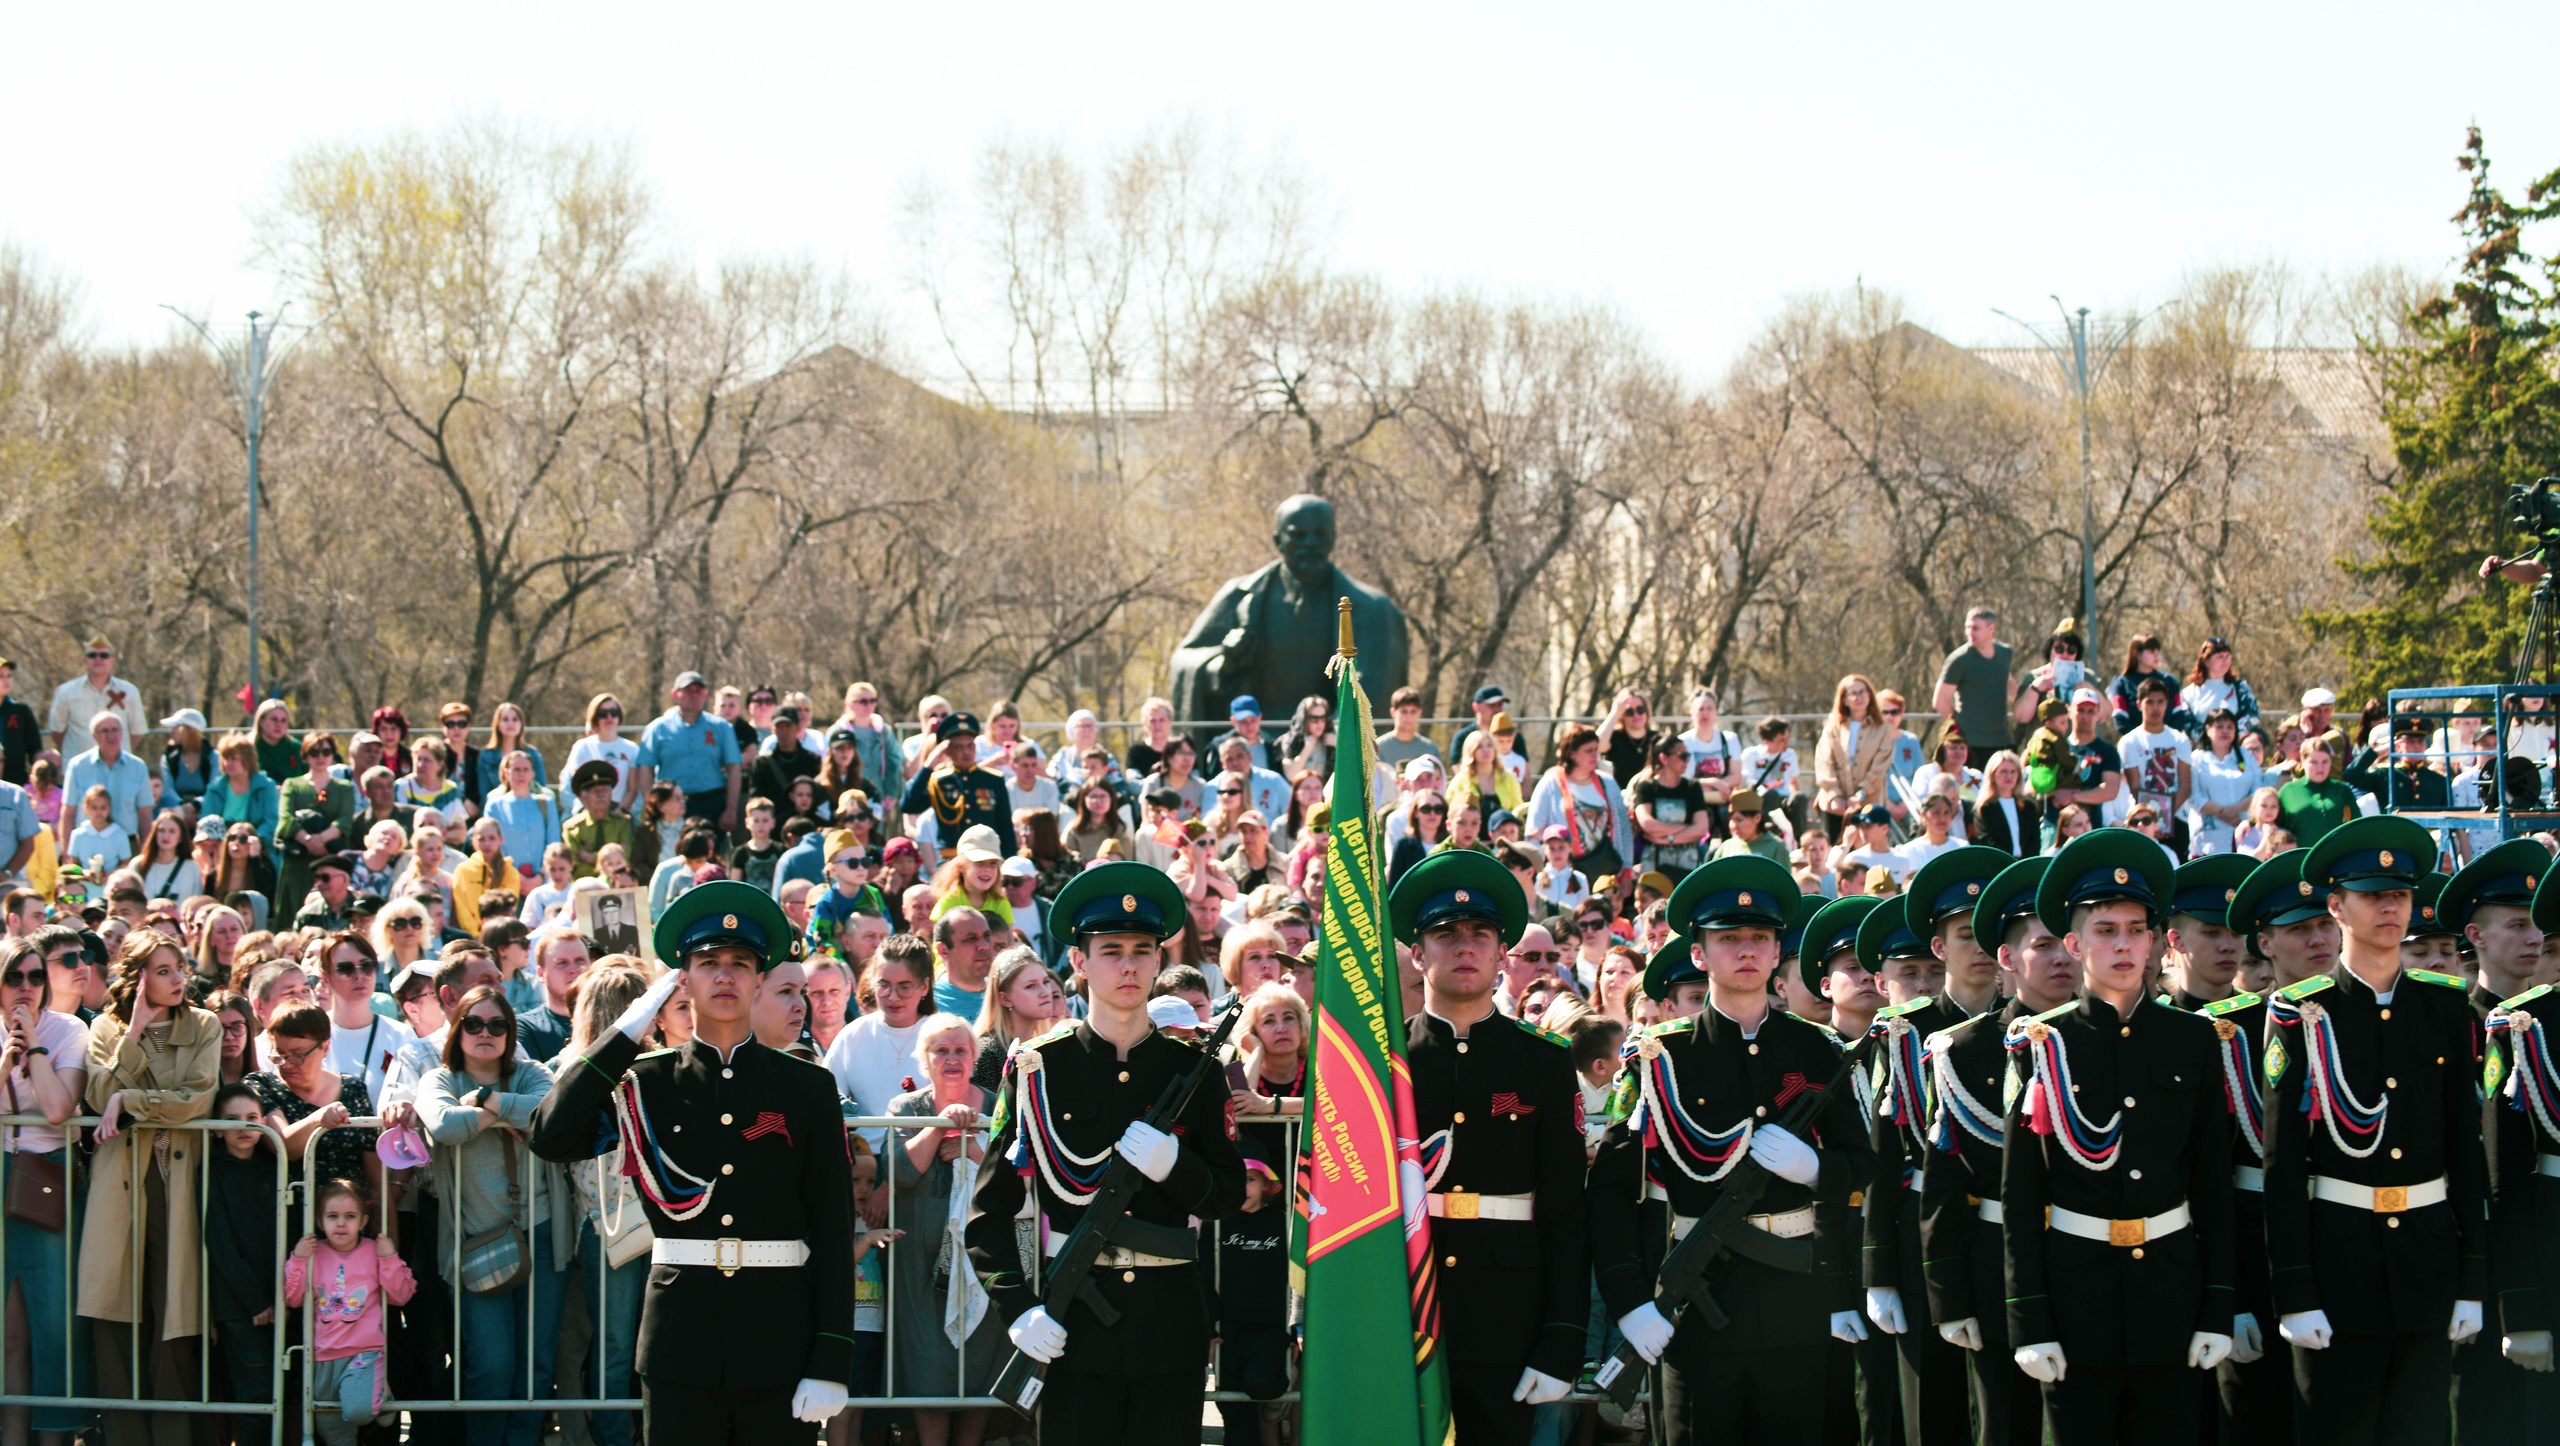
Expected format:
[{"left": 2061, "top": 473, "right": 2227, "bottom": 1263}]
[{"left": 44, "top": 635, "right": 143, "bottom": 761}]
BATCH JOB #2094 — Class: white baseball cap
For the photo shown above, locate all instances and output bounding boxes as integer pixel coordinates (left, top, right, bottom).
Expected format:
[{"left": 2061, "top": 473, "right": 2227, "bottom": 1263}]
[
  {"left": 999, "top": 856, "right": 1037, "bottom": 880},
  {"left": 2301, "top": 687, "right": 2338, "bottom": 709},
  {"left": 1147, "top": 995, "right": 1203, "bottom": 1030}
]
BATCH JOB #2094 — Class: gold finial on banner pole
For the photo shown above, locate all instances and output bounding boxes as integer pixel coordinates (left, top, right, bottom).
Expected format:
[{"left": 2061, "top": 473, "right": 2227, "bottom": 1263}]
[{"left": 1337, "top": 597, "right": 1356, "bottom": 659}]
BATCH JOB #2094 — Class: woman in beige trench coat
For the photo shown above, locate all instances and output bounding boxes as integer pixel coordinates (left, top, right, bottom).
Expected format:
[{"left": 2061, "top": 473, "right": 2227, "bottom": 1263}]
[{"left": 77, "top": 930, "right": 220, "bottom": 1446}]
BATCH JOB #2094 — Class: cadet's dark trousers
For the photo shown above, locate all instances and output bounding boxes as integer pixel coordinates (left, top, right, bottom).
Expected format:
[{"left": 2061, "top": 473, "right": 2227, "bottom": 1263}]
[
  {"left": 1964, "top": 1342, "right": 2040, "bottom": 1446},
  {"left": 2452, "top": 1336, "right": 2552, "bottom": 1445},
  {"left": 2038, "top": 1361, "right": 2197, "bottom": 1445},
  {"left": 1660, "top": 1345, "right": 1827, "bottom": 1444},
  {"left": 1857, "top": 1330, "right": 1903, "bottom": 1446},
  {"left": 640, "top": 1377, "right": 794, "bottom": 1445},
  {"left": 1896, "top": 1325, "right": 1969, "bottom": 1446},
  {"left": 1038, "top": 1365, "right": 1204, "bottom": 1446},
  {"left": 1448, "top": 1361, "right": 1532, "bottom": 1446},
  {"left": 2293, "top": 1330, "right": 2451, "bottom": 1446},
  {"left": 2212, "top": 1349, "right": 2288, "bottom": 1444},
  {"left": 1822, "top": 1337, "right": 1859, "bottom": 1446}
]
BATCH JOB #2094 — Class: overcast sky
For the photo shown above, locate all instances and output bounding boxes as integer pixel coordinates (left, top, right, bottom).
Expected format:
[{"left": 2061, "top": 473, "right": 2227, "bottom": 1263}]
[{"left": 10, "top": 1, "right": 2557, "bottom": 381}]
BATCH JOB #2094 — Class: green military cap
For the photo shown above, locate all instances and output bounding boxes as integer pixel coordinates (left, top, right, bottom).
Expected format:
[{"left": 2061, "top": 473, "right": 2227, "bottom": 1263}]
[
  {"left": 654, "top": 878, "right": 805, "bottom": 971},
  {"left": 2407, "top": 872, "right": 2458, "bottom": 941},
  {"left": 1665, "top": 856, "right": 1798, "bottom": 937},
  {"left": 2229, "top": 849, "right": 2328, "bottom": 960},
  {"left": 2440, "top": 837, "right": 2550, "bottom": 933},
  {"left": 1778, "top": 894, "right": 1826, "bottom": 963},
  {"left": 569, "top": 759, "right": 619, "bottom": 796},
  {"left": 1387, "top": 848, "right": 1527, "bottom": 947},
  {"left": 1970, "top": 856, "right": 2050, "bottom": 950},
  {"left": 1799, "top": 895, "right": 1885, "bottom": 989},
  {"left": 2537, "top": 859, "right": 2560, "bottom": 938},
  {"left": 1640, "top": 932, "right": 1699, "bottom": 1002},
  {"left": 2300, "top": 814, "right": 2436, "bottom": 893},
  {"left": 1052, "top": 861, "right": 1189, "bottom": 943},
  {"left": 2034, "top": 826, "right": 2175, "bottom": 937},
  {"left": 1901, "top": 846, "right": 2014, "bottom": 939},
  {"left": 2167, "top": 853, "right": 2259, "bottom": 928},
  {"left": 1855, "top": 892, "right": 1931, "bottom": 972}
]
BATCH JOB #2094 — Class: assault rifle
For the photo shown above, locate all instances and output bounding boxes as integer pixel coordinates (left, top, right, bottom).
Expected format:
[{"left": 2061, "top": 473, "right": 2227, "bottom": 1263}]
[
  {"left": 990, "top": 1004, "right": 1246, "bottom": 1414},
  {"left": 1591, "top": 1049, "right": 1857, "bottom": 1410}
]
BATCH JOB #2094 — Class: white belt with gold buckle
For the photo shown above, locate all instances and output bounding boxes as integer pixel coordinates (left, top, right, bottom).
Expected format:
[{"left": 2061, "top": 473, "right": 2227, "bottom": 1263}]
[
  {"left": 2311, "top": 1175, "right": 2446, "bottom": 1212},
  {"left": 651, "top": 1238, "right": 810, "bottom": 1272},
  {"left": 2233, "top": 1166, "right": 2265, "bottom": 1192},
  {"left": 1041, "top": 1234, "right": 1186, "bottom": 1268},
  {"left": 2046, "top": 1202, "right": 2190, "bottom": 1246},
  {"left": 1427, "top": 1190, "right": 1535, "bottom": 1222},
  {"left": 1668, "top": 1205, "right": 1816, "bottom": 1241}
]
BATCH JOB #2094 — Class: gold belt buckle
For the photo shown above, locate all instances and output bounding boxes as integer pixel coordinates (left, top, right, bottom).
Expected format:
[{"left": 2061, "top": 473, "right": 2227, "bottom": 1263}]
[
  {"left": 2109, "top": 1218, "right": 2147, "bottom": 1248},
  {"left": 715, "top": 1237, "right": 744, "bottom": 1274},
  {"left": 2373, "top": 1185, "right": 2409, "bottom": 1213},
  {"left": 1443, "top": 1191, "right": 1480, "bottom": 1220}
]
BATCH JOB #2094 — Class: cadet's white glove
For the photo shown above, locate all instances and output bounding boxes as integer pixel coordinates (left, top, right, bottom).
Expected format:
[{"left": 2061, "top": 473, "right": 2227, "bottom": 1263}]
[
  {"left": 2506, "top": 1330, "right": 2555, "bottom": 1372},
  {"left": 1938, "top": 1318, "right": 1983, "bottom": 1352},
  {"left": 2229, "top": 1313, "right": 2264, "bottom": 1363},
  {"left": 790, "top": 1379, "right": 847, "bottom": 1423},
  {"left": 1617, "top": 1303, "right": 1676, "bottom": 1364},
  {"left": 1008, "top": 1306, "right": 1069, "bottom": 1363},
  {"left": 2013, "top": 1341, "right": 2067, "bottom": 1383},
  {"left": 1116, "top": 1121, "right": 1178, "bottom": 1182},
  {"left": 615, "top": 969, "right": 684, "bottom": 1042},
  {"left": 1512, "top": 1367, "right": 1571, "bottom": 1404},
  {"left": 1830, "top": 1311, "right": 1869, "bottom": 1343},
  {"left": 2452, "top": 1300, "right": 2485, "bottom": 1344},
  {"left": 2187, "top": 1332, "right": 2232, "bottom": 1370},
  {"left": 1865, "top": 1286, "right": 1907, "bottom": 1335},
  {"left": 2279, "top": 1310, "right": 2332, "bottom": 1350},
  {"left": 1746, "top": 1123, "right": 1820, "bottom": 1185}
]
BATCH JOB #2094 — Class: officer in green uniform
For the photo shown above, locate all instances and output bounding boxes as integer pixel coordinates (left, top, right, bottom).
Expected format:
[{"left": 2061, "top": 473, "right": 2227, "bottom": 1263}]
[
  {"left": 2263, "top": 816, "right": 2489, "bottom": 1441},
  {"left": 1917, "top": 855, "right": 2060, "bottom": 1446},
  {"left": 1864, "top": 847, "right": 2011, "bottom": 1446},
  {"left": 528, "top": 879, "right": 856, "bottom": 1442},
  {"left": 2439, "top": 839, "right": 2556, "bottom": 1442},
  {"left": 2155, "top": 852, "right": 2287, "bottom": 1444},
  {"left": 1390, "top": 849, "right": 1589, "bottom": 1444},
  {"left": 560, "top": 759, "right": 634, "bottom": 880},
  {"left": 1799, "top": 893, "right": 1897, "bottom": 1446},
  {"left": 901, "top": 711, "right": 1018, "bottom": 860},
  {"left": 967, "top": 862, "right": 1244, "bottom": 1446},
  {"left": 1590, "top": 857, "right": 1875, "bottom": 1444},
  {"left": 2002, "top": 829, "right": 2237, "bottom": 1444}
]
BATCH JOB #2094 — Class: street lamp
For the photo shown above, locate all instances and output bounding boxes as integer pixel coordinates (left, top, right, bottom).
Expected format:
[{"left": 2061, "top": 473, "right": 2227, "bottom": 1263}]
[
  {"left": 164, "top": 306, "right": 309, "bottom": 708},
  {"left": 1992, "top": 298, "right": 2151, "bottom": 664}
]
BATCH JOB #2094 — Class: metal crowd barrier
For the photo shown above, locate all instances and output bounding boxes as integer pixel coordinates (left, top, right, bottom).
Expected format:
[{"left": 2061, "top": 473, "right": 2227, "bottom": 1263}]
[{"left": 0, "top": 1113, "right": 295, "bottom": 1445}]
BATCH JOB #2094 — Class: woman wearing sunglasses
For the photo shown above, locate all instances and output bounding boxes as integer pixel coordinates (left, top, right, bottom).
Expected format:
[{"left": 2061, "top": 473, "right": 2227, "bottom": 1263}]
[{"left": 1, "top": 935, "right": 88, "bottom": 1445}]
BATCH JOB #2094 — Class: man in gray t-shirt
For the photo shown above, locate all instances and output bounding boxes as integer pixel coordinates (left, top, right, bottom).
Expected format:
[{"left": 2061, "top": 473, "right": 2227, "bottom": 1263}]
[{"left": 1931, "top": 606, "right": 2013, "bottom": 750}]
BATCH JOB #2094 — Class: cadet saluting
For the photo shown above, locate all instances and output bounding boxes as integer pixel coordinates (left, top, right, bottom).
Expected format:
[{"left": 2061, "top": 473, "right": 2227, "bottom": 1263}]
[
  {"left": 529, "top": 879, "right": 857, "bottom": 1442},
  {"left": 966, "top": 861, "right": 1245, "bottom": 1446},
  {"left": 2001, "top": 828, "right": 2236, "bottom": 1445},
  {"left": 1391, "top": 849, "right": 1590, "bottom": 1443},
  {"left": 2261, "top": 816, "right": 2488, "bottom": 1444},
  {"left": 1590, "top": 856, "right": 1875, "bottom": 1443}
]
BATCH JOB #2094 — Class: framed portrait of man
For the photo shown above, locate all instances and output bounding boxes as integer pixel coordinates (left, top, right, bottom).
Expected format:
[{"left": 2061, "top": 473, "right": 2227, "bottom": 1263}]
[{"left": 580, "top": 886, "right": 650, "bottom": 963}]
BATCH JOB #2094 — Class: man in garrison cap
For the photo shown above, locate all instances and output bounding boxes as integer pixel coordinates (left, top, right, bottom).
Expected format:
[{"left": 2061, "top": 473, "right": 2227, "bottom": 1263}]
[
  {"left": 2001, "top": 829, "right": 2236, "bottom": 1444},
  {"left": 2261, "top": 816, "right": 2489, "bottom": 1441},
  {"left": 1587, "top": 857, "right": 1875, "bottom": 1443},
  {"left": 1390, "top": 849, "right": 1589, "bottom": 1443},
  {"left": 529, "top": 879, "right": 856, "bottom": 1442}
]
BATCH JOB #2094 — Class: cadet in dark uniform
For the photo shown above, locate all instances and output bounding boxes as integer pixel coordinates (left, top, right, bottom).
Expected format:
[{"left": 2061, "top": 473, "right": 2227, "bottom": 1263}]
[
  {"left": 1800, "top": 894, "right": 1898, "bottom": 1446},
  {"left": 1391, "top": 849, "right": 1590, "bottom": 1443},
  {"left": 966, "top": 862, "right": 1244, "bottom": 1446},
  {"left": 2404, "top": 872, "right": 2465, "bottom": 973},
  {"left": 528, "top": 879, "right": 857, "bottom": 1442},
  {"left": 2231, "top": 848, "right": 2337, "bottom": 996},
  {"left": 900, "top": 711, "right": 1018, "bottom": 860},
  {"left": 1915, "top": 855, "right": 2057, "bottom": 1446},
  {"left": 2002, "top": 829, "right": 2237, "bottom": 1444},
  {"left": 1863, "top": 847, "right": 2009, "bottom": 1446},
  {"left": 2440, "top": 841, "right": 2555, "bottom": 1443},
  {"left": 2263, "top": 816, "right": 2488, "bottom": 1445},
  {"left": 2161, "top": 853, "right": 2288, "bottom": 1444},
  {"left": 1590, "top": 857, "right": 1876, "bottom": 1444}
]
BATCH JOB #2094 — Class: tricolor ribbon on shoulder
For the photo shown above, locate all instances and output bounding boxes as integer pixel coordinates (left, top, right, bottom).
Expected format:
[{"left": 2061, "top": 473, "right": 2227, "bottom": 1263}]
[
  {"left": 1928, "top": 1032, "right": 2004, "bottom": 1152},
  {"left": 1870, "top": 1015, "right": 1934, "bottom": 1131},
  {"left": 614, "top": 1077, "right": 715, "bottom": 1221},
  {"left": 1007, "top": 1049, "right": 1114, "bottom": 1203},
  {"left": 2488, "top": 1005, "right": 2560, "bottom": 1142},
  {"left": 1416, "top": 1127, "right": 1453, "bottom": 1191},
  {"left": 2267, "top": 992, "right": 2386, "bottom": 1159},
  {"left": 2002, "top": 1017, "right": 2121, "bottom": 1171},
  {"left": 2209, "top": 1017, "right": 2265, "bottom": 1162},
  {"left": 1626, "top": 1034, "right": 1752, "bottom": 1183}
]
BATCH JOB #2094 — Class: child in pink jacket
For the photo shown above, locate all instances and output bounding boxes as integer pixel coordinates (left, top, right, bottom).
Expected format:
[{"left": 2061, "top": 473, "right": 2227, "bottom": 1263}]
[{"left": 284, "top": 1178, "right": 417, "bottom": 1446}]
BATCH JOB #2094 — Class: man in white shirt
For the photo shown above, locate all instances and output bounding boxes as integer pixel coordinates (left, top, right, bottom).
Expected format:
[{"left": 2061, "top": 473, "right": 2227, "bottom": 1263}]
[
  {"left": 1886, "top": 793, "right": 1964, "bottom": 882},
  {"left": 1005, "top": 742, "right": 1061, "bottom": 818},
  {"left": 1000, "top": 856, "right": 1049, "bottom": 959},
  {"left": 46, "top": 638, "right": 146, "bottom": 761}
]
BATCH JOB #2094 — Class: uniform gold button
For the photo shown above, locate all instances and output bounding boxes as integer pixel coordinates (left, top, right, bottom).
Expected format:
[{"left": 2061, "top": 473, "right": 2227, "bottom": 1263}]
[
  {"left": 2391, "top": 1148, "right": 2403, "bottom": 1160},
  {"left": 2130, "top": 1169, "right": 2143, "bottom": 1180},
  {"left": 2124, "top": 1097, "right": 2137, "bottom": 1108},
  {"left": 2131, "top": 1247, "right": 2145, "bottom": 1259},
  {"left": 1748, "top": 1044, "right": 1759, "bottom": 1055},
  {"left": 2388, "top": 1217, "right": 2402, "bottom": 1229},
  {"left": 2386, "top": 1078, "right": 2398, "bottom": 1089},
  {"left": 1444, "top": 1255, "right": 1457, "bottom": 1268},
  {"left": 673, "top": 1125, "right": 682, "bottom": 1133},
  {"left": 721, "top": 1214, "right": 733, "bottom": 1226},
  {"left": 1453, "top": 1111, "right": 1467, "bottom": 1124},
  {"left": 721, "top": 1114, "right": 732, "bottom": 1125},
  {"left": 2121, "top": 1027, "right": 2132, "bottom": 1038},
  {"left": 722, "top": 1068, "right": 734, "bottom": 1079},
  {"left": 1063, "top": 1113, "right": 1072, "bottom": 1121},
  {"left": 1755, "top": 1106, "right": 1767, "bottom": 1118},
  {"left": 1122, "top": 1270, "right": 1136, "bottom": 1283},
  {"left": 721, "top": 1164, "right": 734, "bottom": 1175},
  {"left": 1457, "top": 1042, "right": 1469, "bottom": 1054},
  {"left": 2379, "top": 1009, "right": 2391, "bottom": 1021},
  {"left": 2438, "top": 1056, "right": 2446, "bottom": 1065}
]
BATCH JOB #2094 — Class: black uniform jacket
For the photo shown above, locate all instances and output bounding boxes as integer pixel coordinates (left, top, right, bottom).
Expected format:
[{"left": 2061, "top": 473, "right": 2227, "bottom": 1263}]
[
  {"left": 2001, "top": 992, "right": 2235, "bottom": 1366},
  {"left": 1588, "top": 1004, "right": 1873, "bottom": 1362},
  {"left": 967, "top": 1021, "right": 1245, "bottom": 1377},
  {"left": 1868, "top": 994, "right": 1971, "bottom": 1302},
  {"left": 2262, "top": 966, "right": 2489, "bottom": 1332},
  {"left": 2479, "top": 984, "right": 2556, "bottom": 1337},
  {"left": 1917, "top": 999, "right": 2021, "bottom": 1343},
  {"left": 1408, "top": 1009, "right": 1591, "bottom": 1380},
  {"left": 902, "top": 764, "right": 1020, "bottom": 858},
  {"left": 530, "top": 1030, "right": 857, "bottom": 1390},
  {"left": 2176, "top": 988, "right": 2276, "bottom": 1327}
]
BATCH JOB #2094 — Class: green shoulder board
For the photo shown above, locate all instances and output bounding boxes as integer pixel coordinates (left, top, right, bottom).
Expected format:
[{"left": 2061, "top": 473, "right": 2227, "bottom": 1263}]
[
  {"left": 2406, "top": 968, "right": 2467, "bottom": 991},
  {"left": 2025, "top": 1000, "right": 2077, "bottom": 1028},
  {"left": 1874, "top": 999, "right": 1932, "bottom": 1022},
  {"left": 1525, "top": 1020, "right": 1575, "bottom": 1050},
  {"left": 2502, "top": 983, "right": 2556, "bottom": 1012},
  {"left": 1026, "top": 1022, "right": 1080, "bottom": 1049},
  {"left": 2153, "top": 992, "right": 2174, "bottom": 1009},
  {"left": 634, "top": 1047, "right": 677, "bottom": 1061},
  {"left": 1811, "top": 1022, "right": 1849, "bottom": 1050},
  {"left": 2199, "top": 992, "right": 2263, "bottom": 1018},
  {"left": 1650, "top": 1016, "right": 1698, "bottom": 1038},
  {"left": 2274, "top": 975, "right": 2336, "bottom": 1003}
]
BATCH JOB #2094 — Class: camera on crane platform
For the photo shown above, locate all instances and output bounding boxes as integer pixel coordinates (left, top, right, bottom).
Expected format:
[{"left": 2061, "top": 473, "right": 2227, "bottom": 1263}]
[{"left": 2509, "top": 477, "right": 2560, "bottom": 547}]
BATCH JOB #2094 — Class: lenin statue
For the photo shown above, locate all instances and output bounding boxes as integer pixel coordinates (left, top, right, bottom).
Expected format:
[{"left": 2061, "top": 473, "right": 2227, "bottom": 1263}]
[{"left": 1169, "top": 494, "right": 1409, "bottom": 736}]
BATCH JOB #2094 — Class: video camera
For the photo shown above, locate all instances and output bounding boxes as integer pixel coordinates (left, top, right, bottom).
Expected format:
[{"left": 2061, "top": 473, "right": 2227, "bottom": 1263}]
[{"left": 2509, "top": 476, "right": 2560, "bottom": 546}]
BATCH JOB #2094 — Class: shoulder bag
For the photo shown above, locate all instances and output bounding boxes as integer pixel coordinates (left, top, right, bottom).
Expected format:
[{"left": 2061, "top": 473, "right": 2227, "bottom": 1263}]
[
  {"left": 4, "top": 1074, "right": 67, "bottom": 1232},
  {"left": 457, "top": 1130, "right": 529, "bottom": 1295}
]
